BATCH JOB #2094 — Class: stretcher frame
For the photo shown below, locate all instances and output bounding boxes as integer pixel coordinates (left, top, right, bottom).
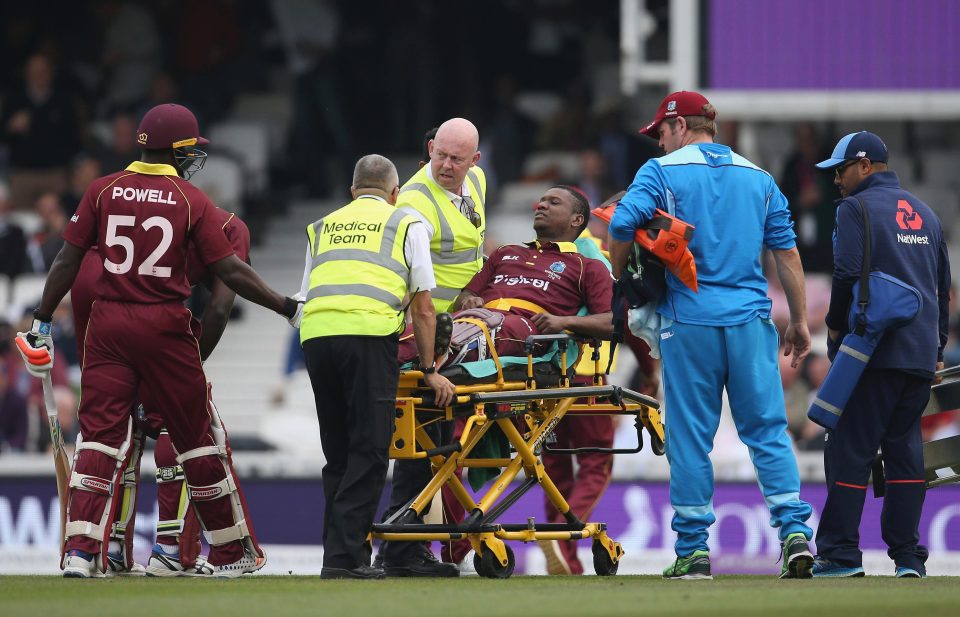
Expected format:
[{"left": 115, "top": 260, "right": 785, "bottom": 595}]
[
  {"left": 922, "top": 364, "right": 960, "bottom": 488},
  {"left": 371, "top": 331, "right": 664, "bottom": 578}
]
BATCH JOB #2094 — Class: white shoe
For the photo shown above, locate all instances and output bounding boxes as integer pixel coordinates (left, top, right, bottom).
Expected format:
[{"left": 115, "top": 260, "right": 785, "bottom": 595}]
[
  {"left": 146, "top": 545, "right": 215, "bottom": 577},
  {"left": 106, "top": 551, "right": 146, "bottom": 577},
  {"left": 538, "top": 539, "right": 572, "bottom": 575},
  {"left": 185, "top": 555, "right": 215, "bottom": 577},
  {"left": 212, "top": 551, "right": 267, "bottom": 579},
  {"left": 457, "top": 550, "right": 479, "bottom": 577},
  {"left": 63, "top": 551, "right": 106, "bottom": 578}
]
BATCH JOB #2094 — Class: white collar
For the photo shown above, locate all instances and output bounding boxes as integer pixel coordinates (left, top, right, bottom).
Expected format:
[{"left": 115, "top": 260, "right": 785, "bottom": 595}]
[{"left": 355, "top": 194, "right": 388, "bottom": 203}]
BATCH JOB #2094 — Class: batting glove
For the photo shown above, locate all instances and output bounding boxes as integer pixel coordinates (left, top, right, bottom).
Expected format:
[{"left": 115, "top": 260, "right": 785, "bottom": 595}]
[{"left": 16, "top": 312, "right": 55, "bottom": 378}]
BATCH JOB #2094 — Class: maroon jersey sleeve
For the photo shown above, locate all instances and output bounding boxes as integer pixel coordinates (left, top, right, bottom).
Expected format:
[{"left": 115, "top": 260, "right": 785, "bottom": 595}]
[
  {"left": 581, "top": 256, "right": 614, "bottom": 315},
  {"left": 62, "top": 182, "right": 101, "bottom": 250},
  {"left": 186, "top": 209, "right": 249, "bottom": 286},
  {"left": 223, "top": 213, "right": 251, "bottom": 263},
  {"left": 463, "top": 246, "right": 503, "bottom": 296},
  {"left": 189, "top": 200, "right": 235, "bottom": 266}
]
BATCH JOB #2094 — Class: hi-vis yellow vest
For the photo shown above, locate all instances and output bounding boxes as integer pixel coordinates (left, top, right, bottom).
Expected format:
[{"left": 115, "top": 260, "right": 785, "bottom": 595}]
[
  {"left": 300, "top": 197, "right": 416, "bottom": 341},
  {"left": 397, "top": 165, "right": 486, "bottom": 311}
]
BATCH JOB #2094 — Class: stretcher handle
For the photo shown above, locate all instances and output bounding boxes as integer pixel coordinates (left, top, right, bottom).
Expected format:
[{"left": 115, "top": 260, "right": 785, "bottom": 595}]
[
  {"left": 936, "top": 364, "right": 960, "bottom": 379},
  {"left": 424, "top": 442, "right": 462, "bottom": 458}
]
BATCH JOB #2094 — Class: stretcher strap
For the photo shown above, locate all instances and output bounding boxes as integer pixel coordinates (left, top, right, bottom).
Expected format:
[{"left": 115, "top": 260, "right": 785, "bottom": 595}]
[
  {"left": 204, "top": 519, "right": 250, "bottom": 546},
  {"left": 484, "top": 297, "right": 548, "bottom": 315}
]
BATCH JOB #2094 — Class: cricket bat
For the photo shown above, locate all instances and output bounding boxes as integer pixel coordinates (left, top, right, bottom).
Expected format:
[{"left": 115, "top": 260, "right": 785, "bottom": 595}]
[{"left": 42, "top": 374, "right": 71, "bottom": 546}]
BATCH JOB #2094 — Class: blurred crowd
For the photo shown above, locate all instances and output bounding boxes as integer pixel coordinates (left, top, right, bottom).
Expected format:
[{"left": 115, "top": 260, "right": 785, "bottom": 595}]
[{"left": 2, "top": 1, "right": 960, "bottom": 458}]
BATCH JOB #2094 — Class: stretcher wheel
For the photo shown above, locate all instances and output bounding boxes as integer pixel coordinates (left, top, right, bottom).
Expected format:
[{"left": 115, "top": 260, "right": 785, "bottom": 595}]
[
  {"left": 592, "top": 540, "right": 619, "bottom": 576},
  {"left": 475, "top": 543, "right": 515, "bottom": 579},
  {"left": 649, "top": 427, "right": 665, "bottom": 456}
]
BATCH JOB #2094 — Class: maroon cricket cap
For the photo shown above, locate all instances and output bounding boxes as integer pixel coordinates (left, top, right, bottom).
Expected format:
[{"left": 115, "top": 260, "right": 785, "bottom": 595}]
[
  {"left": 639, "top": 91, "right": 716, "bottom": 137},
  {"left": 136, "top": 103, "right": 209, "bottom": 150}
]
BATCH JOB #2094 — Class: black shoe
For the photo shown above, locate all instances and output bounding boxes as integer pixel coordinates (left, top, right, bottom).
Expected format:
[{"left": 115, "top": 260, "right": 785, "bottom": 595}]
[
  {"left": 384, "top": 549, "right": 460, "bottom": 578},
  {"left": 435, "top": 312, "right": 453, "bottom": 355},
  {"left": 320, "top": 565, "right": 386, "bottom": 580},
  {"left": 372, "top": 553, "right": 384, "bottom": 570}
]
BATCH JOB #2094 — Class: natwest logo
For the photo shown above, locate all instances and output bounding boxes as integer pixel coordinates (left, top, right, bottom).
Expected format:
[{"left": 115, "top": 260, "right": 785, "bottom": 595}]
[{"left": 896, "top": 199, "right": 923, "bottom": 230}]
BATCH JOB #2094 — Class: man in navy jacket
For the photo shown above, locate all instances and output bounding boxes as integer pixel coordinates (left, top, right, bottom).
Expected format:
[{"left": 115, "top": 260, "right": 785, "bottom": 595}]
[{"left": 814, "top": 131, "right": 950, "bottom": 578}]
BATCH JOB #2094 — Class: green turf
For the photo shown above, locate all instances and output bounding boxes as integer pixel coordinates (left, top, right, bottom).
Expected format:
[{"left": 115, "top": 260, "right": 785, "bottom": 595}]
[{"left": 1, "top": 575, "right": 958, "bottom": 617}]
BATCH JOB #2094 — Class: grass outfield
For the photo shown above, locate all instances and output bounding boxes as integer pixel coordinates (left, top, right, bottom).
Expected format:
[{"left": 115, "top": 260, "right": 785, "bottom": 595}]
[{"left": 1, "top": 576, "right": 959, "bottom": 617}]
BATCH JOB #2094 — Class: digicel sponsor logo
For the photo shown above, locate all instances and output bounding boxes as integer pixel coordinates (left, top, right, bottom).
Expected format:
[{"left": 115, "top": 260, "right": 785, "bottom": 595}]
[{"left": 111, "top": 186, "right": 177, "bottom": 204}]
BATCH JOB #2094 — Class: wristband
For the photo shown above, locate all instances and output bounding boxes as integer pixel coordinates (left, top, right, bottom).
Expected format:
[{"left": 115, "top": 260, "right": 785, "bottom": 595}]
[
  {"left": 33, "top": 308, "right": 53, "bottom": 324},
  {"left": 281, "top": 296, "right": 298, "bottom": 319},
  {"left": 422, "top": 366, "right": 437, "bottom": 375}
]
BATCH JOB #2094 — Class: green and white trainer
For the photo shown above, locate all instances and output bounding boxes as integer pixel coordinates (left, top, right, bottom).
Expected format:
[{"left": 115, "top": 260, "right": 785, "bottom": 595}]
[
  {"left": 663, "top": 550, "right": 712, "bottom": 580},
  {"left": 779, "top": 532, "right": 814, "bottom": 579}
]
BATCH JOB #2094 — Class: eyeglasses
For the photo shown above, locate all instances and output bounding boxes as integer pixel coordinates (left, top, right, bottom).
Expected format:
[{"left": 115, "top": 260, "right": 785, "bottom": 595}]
[
  {"left": 835, "top": 159, "right": 864, "bottom": 178},
  {"left": 460, "top": 195, "right": 482, "bottom": 228}
]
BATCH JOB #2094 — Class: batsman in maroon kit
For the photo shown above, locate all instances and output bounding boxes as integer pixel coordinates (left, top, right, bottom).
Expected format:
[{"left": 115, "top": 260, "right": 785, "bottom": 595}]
[
  {"left": 71, "top": 204, "right": 252, "bottom": 577},
  {"left": 15, "top": 103, "right": 302, "bottom": 578}
]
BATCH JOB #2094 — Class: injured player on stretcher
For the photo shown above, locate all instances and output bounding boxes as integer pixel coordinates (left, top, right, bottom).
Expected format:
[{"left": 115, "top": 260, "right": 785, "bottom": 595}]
[{"left": 397, "top": 185, "right": 614, "bottom": 368}]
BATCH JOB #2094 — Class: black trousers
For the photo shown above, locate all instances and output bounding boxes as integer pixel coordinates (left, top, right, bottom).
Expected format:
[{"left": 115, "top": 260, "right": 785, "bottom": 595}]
[
  {"left": 303, "top": 335, "right": 398, "bottom": 569},
  {"left": 378, "top": 418, "right": 451, "bottom": 563},
  {"left": 816, "top": 367, "right": 931, "bottom": 571}
]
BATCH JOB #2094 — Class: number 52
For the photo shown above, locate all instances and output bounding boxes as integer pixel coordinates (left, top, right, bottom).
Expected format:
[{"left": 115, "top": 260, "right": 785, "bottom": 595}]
[{"left": 103, "top": 214, "right": 174, "bottom": 277}]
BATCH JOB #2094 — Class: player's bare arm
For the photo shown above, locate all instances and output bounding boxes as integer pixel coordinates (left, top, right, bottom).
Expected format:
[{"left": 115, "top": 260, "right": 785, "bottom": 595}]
[
  {"left": 197, "top": 276, "right": 237, "bottom": 361},
  {"left": 36, "top": 242, "right": 87, "bottom": 318},
  {"left": 530, "top": 311, "right": 614, "bottom": 339},
  {"left": 608, "top": 238, "right": 633, "bottom": 280},
  {"left": 209, "top": 254, "right": 298, "bottom": 320},
  {"left": 453, "top": 289, "right": 483, "bottom": 310}
]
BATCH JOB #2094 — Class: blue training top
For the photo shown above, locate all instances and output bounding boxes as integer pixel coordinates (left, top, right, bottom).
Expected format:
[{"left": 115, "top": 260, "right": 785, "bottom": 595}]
[{"left": 609, "top": 143, "right": 796, "bottom": 326}]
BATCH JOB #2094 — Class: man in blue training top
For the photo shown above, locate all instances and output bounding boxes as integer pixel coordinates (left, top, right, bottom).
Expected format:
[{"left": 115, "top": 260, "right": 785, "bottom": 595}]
[{"left": 608, "top": 91, "right": 814, "bottom": 580}]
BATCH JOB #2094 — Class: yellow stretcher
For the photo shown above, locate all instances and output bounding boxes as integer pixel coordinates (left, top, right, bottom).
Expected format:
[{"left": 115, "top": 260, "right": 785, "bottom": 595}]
[{"left": 371, "top": 331, "right": 664, "bottom": 578}]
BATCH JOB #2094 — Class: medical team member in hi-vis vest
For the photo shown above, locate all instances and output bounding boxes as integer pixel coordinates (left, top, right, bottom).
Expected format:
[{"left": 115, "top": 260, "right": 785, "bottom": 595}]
[
  {"left": 297, "top": 154, "right": 455, "bottom": 580},
  {"left": 608, "top": 91, "right": 815, "bottom": 581},
  {"left": 396, "top": 117, "right": 486, "bottom": 311},
  {"left": 373, "top": 118, "right": 486, "bottom": 576}
]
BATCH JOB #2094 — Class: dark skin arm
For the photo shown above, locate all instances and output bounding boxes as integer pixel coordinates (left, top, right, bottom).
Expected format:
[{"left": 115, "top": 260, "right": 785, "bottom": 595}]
[
  {"left": 36, "top": 243, "right": 86, "bottom": 317},
  {"left": 208, "top": 254, "right": 292, "bottom": 317},
  {"left": 453, "top": 289, "right": 484, "bottom": 310},
  {"left": 609, "top": 238, "right": 633, "bottom": 280},
  {"left": 530, "top": 311, "right": 614, "bottom": 339},
  {"left": 196, "top": 276, "right": 237, "bottom": 361}
]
